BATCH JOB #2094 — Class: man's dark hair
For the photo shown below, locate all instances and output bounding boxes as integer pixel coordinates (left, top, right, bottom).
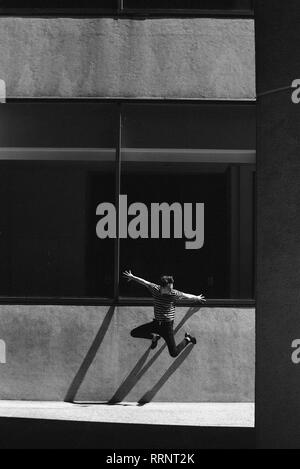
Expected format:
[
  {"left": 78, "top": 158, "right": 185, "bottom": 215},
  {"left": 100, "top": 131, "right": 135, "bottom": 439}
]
[{"left": 160, "top": 275, "right": 174, "bottom": 287}]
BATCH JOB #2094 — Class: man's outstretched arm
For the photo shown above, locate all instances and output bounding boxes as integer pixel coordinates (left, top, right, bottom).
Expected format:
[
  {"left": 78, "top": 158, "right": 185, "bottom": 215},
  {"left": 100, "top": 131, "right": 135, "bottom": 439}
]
[
  {"left": 180, "top": 292, "right": 206, "bottom": 303},
  {"left": 123, "top": 270, "right": 152, "bottom": 288}
]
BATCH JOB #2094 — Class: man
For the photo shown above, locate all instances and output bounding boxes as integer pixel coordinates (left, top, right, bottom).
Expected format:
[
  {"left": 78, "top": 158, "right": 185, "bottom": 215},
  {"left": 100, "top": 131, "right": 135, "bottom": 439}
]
[{"left": 123, "top": 270, "right": 206, "bottom": 358}]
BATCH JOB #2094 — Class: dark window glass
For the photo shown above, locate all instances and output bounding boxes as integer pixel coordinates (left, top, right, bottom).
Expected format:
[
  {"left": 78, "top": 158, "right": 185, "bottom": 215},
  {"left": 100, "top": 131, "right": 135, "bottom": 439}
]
[
  {"left": 119, "top": 104, "right": 255, "bottom": 300},
  {"left": 0, "top": 103, "right": 117, "bottom": 148},
  {"left": 124, "top": 0, "right": 253, "bottom": 11},
  {"left": 0, "top": 0, "right": 253, "bottom": 13},
  {"left": 0, "top": 102, "right": 255, "bottom": 301},
  {"left": 0, "top": 104, "right": 117, "bottom": 299},
  {"left": 123, "top": 103, "right": 256, "bottom": 150},
  {"left": 0, "top": 1, "right": 117, "bottom": 9}
]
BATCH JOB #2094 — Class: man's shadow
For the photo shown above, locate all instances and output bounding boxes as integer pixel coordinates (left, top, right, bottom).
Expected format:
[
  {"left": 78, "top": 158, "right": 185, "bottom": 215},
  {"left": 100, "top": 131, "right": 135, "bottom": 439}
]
[
  {"left": 138, "top": 345, "right": 194, "bottom": 405},
  {"left": 64, "top": 304, "right": 116, "bottom": 403},
  {"left": 108, "top": 305, "right": 200, "bottom": 404}
]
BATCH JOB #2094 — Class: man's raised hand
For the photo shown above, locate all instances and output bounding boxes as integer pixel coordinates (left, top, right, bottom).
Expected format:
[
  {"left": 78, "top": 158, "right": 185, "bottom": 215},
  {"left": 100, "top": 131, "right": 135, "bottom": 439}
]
[
  {"left": 123, "top": 270, "right": 134, "bottom": 282},
  {"left": 197, "top": 294, "right": 206, "bottom": 303}
]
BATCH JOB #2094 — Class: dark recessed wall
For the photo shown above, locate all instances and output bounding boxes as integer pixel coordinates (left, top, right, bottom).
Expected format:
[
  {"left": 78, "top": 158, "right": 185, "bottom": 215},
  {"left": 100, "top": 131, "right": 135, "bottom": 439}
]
[{"left": 256, "top": 0, "right": 300, "bottom": 449}]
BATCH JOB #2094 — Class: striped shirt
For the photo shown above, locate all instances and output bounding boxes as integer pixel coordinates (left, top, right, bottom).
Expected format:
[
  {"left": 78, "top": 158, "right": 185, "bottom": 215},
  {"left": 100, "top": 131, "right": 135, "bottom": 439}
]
[{"left": 147, "top": 283, "right": 184, "bottom": 322}]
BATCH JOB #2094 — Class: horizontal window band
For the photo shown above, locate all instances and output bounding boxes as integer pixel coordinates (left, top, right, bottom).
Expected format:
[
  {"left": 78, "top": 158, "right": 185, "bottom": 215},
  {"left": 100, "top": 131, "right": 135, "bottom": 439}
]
[
  {"left": 118, "top": 298, "right": 255, "bottom": 307},
  {"left": 0, "top": 147, "right": 116, "bottom": 161},
  {"left": 0, "top": 148, "right": 256, "bottom": 163},
  {"left": 122, "top": 149, "right": 256, "bottom": 164},
  {"left": 0, "top": 297, "right": 255, "bottom": 307},
  {"left": 0, "top": 9, "right": 254, "bottom": 18}
]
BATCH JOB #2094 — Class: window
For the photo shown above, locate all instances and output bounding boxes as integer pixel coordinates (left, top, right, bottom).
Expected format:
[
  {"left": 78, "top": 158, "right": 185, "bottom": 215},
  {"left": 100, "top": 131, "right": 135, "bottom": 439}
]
[
  {"left": 119, "top": 103, "right": 255, "bottom": 300},
  {"left": 0, "top": 103, "right": 117, "bottom": 299},
  {"left": 0, "top": 1, "right": 118, "bottom": 8},
  {"left": 0, "top": 1, "right": 118, "bottom": 14},
  {"left": 123, "top": 0, "right": 253, "bottom": 12},
  {"left": 0, "top": 0, "right": 253, "bottom": 15},
  {"left": 0, "top": 102, "right": 255, "bottom": 302}
]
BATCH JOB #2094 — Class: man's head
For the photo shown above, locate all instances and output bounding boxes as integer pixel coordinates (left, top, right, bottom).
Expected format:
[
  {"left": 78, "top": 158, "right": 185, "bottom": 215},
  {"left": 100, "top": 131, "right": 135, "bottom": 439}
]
[{"left": 160, "top": 275, "right": 174, "bottom": 292}]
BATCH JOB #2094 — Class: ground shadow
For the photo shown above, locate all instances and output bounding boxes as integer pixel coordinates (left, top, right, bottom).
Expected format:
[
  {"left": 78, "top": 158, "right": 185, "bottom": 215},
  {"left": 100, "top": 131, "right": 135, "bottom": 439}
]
[
  {"left": 138, "top": 344, "right": 194, "bottom": 405},
  {"left": 108, "top": 305, "right": 201, "bottom": 404},
  {"left": 0, "top": 417, "right": 255, "bottom": 449},
  {"left": 64, "top": 304, "right": 116, "bottom": 403}
]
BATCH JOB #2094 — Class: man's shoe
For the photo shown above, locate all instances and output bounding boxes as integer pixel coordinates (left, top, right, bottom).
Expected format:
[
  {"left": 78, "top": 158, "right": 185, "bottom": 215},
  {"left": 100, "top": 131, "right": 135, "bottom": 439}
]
[
  {"left": 185, "top": 333, "right": 197, "bottom": 345},
  {"left": 151, "top": 334, "right": 161, "bottom": 349}
]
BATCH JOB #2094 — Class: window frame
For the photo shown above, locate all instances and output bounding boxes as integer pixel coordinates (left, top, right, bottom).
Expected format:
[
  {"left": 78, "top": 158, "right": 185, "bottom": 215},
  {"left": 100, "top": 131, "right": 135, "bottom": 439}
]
[
  {"left": 0, "top": 1, "right": 254, "bottom": 18},
  {"left": 0, "top": 98, "right": 256, "bottom": 307}
]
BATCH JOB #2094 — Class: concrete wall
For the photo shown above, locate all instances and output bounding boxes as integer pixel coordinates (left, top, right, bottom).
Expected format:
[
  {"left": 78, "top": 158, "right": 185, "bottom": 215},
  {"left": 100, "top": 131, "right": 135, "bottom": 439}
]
[
  {"left": 0, "top": 15, "right": 256, "bottom": 407},
  {"left": 0, "top": 305, "right": 254, "bottom": 402},
  {"left": 0, "top": 18, "right": 255, "bottom": 99},
  {"left": 256, "top": 0, "right": 300, "bottom": 449}
]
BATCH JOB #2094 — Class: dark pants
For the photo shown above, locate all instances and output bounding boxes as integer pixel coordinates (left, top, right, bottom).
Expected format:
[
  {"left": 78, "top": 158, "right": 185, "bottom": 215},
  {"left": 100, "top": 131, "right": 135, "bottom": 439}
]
[{"left": 130, "top": 319, "right": 189, "bottom": 358}]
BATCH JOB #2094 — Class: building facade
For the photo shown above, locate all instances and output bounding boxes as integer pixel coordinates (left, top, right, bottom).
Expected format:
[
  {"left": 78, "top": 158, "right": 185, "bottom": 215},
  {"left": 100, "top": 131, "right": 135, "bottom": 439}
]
[{"left": 0, "top": 2, "right": 255, "bottom": 403}]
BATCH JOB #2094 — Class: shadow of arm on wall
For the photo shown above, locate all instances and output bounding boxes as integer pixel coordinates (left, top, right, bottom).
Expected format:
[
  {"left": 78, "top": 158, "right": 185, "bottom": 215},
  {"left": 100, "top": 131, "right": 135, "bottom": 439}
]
[
  {"left": 138, "top": 345, "right": 194, "bottom": 406},
  {"left": 108, "top": 306, "right": 202, "bottom": 404},
  {"left": 64, "top": 304, "right": 116, "bottom": 403},
  {"left": 174, "top": 306, "right": 201, "bottom": 334}
]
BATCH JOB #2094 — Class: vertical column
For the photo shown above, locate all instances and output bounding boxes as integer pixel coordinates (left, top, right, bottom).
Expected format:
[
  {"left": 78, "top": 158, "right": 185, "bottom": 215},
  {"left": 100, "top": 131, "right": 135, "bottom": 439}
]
[
  {"left": 228, "top": 165, "right": 255, "bottom": 299},
  {"left": 256, "top": 0, "right": 300, "bottom": 448},
  {"left": 228, "top": 165, "right": 240, "bottom": 298},
  {"left": 114, "top": 104, "right": 122, "bottom": 300},
  {"left": 239, "top": 166, "right": 255, "bottom": 298}
]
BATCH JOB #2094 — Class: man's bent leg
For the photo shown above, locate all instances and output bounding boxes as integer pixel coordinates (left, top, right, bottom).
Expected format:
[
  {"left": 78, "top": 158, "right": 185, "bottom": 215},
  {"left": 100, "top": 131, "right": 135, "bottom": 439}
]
[
  {"left": 130, "top": 321, "right": 156, "bottom": 339},
  {"left": 160, "top": 323, "right": 189, "bottom": 358}
]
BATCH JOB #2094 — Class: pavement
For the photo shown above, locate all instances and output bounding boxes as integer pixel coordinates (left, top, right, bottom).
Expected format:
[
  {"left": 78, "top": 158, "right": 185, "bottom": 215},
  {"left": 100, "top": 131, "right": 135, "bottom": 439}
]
[
  {"left": 0, "top": 401, "right": 254, "bottom": 427},
  {"left": 0, "top": 401, "right": 255, "bottom": 449}
]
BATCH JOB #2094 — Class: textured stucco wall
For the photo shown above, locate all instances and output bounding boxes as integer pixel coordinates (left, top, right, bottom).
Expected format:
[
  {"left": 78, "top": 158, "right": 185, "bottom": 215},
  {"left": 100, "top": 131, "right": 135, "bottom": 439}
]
[
  {"left": 0, "top": 305, "right": 254, "bottom": 402},
  {"left": 0, "top": 18, "right": 255, "bottom": 99}
]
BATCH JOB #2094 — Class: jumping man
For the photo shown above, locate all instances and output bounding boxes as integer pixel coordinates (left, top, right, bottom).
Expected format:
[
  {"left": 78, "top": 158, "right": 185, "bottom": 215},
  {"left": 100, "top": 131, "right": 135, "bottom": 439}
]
[{"left": 123, "top": 270, "right": 206, "bottom": 357}]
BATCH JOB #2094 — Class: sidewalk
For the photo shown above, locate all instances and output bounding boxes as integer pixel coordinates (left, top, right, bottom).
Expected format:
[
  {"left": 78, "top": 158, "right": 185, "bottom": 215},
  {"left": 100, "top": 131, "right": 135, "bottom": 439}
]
[
  {"left": 0, "top": 401, "right": 255, "bottom": 449},
  {"left": 0, "top": 401, "right": 254, "bottom": 427}
]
